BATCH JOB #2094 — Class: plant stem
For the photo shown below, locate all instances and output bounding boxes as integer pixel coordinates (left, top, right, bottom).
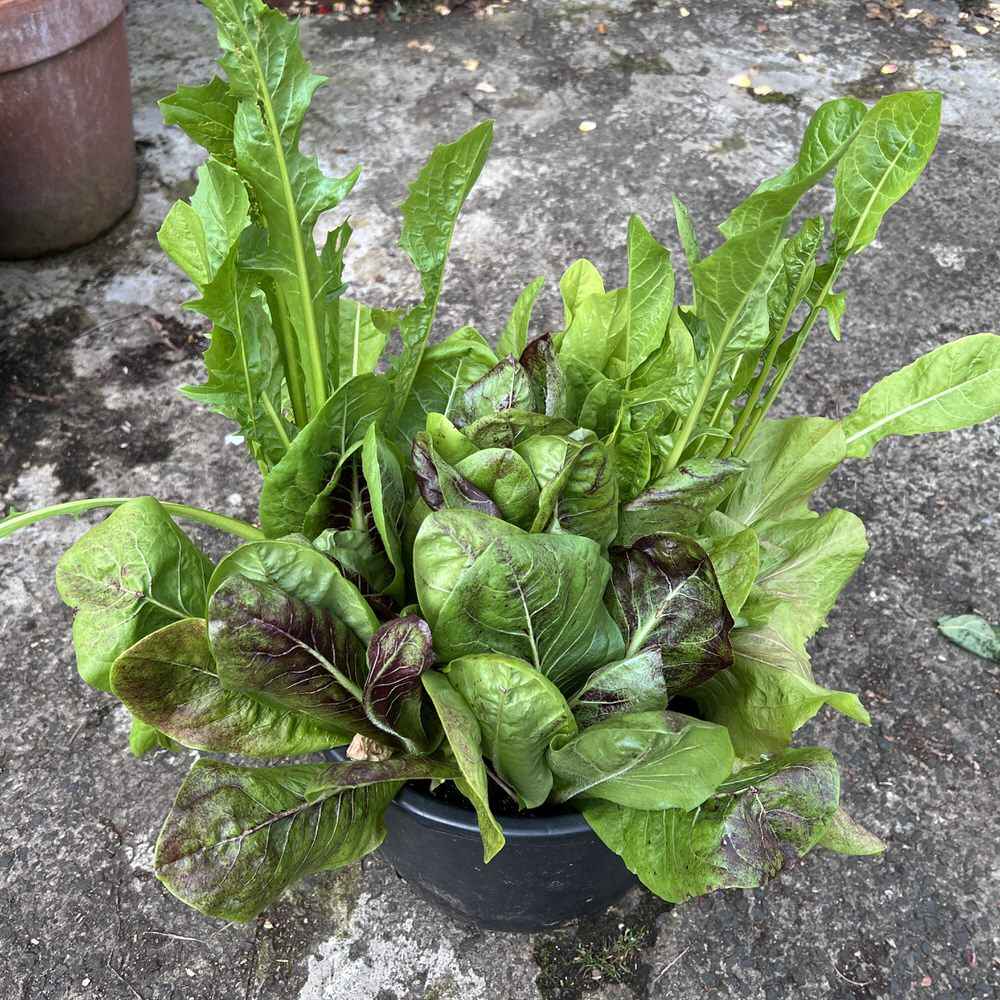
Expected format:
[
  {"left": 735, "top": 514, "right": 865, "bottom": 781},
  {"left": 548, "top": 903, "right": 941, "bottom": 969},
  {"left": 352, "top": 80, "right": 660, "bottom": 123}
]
[
  {"left": 0, "top": 498, "right": 265, "bottom": 542},
  {"left": 662, "top": 347, "right": 725, "bottom": 472},
  {"left": 263, "top": 279, "right": 309, "bottom": 428},
  {"left": 733, "top": 261, "right": 843, "bottom": 456}
]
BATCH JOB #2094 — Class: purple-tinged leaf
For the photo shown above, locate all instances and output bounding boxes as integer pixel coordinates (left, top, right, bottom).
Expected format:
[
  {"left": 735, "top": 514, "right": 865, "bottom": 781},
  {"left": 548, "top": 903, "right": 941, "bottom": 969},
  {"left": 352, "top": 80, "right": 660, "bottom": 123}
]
[{"left": 364, "top": 615, "right": 436, "bottom": 752}]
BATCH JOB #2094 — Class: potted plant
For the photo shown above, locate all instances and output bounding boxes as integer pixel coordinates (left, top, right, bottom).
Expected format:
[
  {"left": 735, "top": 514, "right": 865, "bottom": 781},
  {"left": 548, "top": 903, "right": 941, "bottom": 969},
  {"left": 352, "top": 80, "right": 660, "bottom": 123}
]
[{"left": 4, "top": 0, "right": 999, "bottom": 931}]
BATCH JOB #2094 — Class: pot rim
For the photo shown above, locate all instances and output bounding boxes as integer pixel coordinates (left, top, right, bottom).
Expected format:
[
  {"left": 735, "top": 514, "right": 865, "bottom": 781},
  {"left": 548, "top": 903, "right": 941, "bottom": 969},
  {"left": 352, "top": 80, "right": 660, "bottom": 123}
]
[{"left": 326, "top": 747, "right": 592, "bottom": 838}]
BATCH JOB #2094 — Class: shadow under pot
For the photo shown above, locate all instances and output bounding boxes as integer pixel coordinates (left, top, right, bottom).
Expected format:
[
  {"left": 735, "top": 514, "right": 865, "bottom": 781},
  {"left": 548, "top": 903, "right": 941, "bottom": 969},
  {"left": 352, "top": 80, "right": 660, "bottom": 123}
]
[{"left": 326, "top": 747, "right": 639, "bottom": 933}]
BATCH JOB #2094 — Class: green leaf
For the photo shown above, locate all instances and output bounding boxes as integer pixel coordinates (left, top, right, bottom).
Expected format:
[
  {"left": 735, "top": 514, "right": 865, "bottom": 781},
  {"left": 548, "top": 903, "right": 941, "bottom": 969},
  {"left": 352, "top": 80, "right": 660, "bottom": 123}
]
[
  {"left": 693, "top": 219, "right": 785, "bottom": 363},
  {"left": 617, "top": 457, "right": 746, "bottom": 546},
  {"left": 463, "top": 410, "right": 574, "bottom": 449},
  {"left": 520, "top": 334, "right": 566, "bottom": 417},
  {"left": 209, "top": 536, "right": 379, "bottom": 644},
  {"left": 446, "top": 654, "right": 576, "bottom": 809},
  {"left": 154, "top": 757, "right": 398, "bottom": 920},
  {"left": 548, "top": 710, "right": 734, "bottom": 810},
  {"left": 112, "top": 618, "right": 342, "bottom": 755},
  {"left": 338, "top": 298, "right": 389, "bottom": 380},
  {"left": 497, "top": 276, "right": 545, "bottom": 358},
  {"left": 721, "top": 97, "right": 867, "bottom": 238},
  {"left": 612, "top": 429, "right": 652, "bottom": 503},
  {"left": 517, "top": 433, "right": 619, "bottom": 546},
  {"left": 455, "top": 448, "right": 540, "bottom": 530},
  {"left": 616, "top": 215, "right": 674, "bottom": 377},
  {"left": 697, "top": 512, "right": 760, "bottom": 617},
  {"left": 159, "top": 76, "right": 238, "bottom": 166},
  {"left": 671, "top": 194, "right": 700, "bottom": 277},
  {"left": 558, "top": 289, "right": 628, "bottom": 374},
  {"left": 559, "top": 258, "right": 605, "bottom": 329},
  {"left": 818, "top": 807, "right": 885, "bottom": 856},
  {"left": 628, "top": 308, "right": 699, "bottom": 414},
  {"left": 205, "top": 0, "right": 361, "bottom": 410},
  {"left": 607, "top": 534, "right": 734, "bottom": 695},
  {"left": 745, "top": 509, "right": 868, "bottom": 641},
  {"left": 769, "top": 217, "right": 823, "bottom": 338},
  {"left": 937, "top": 613, "right": 1000, "bottom": 663},
  {"left": 364, "top": 615, "right": 436, "bottom": 751},
  {"left": 421, "top": 671, "right": 505, "bottom": 861},
  {"left": 568, "top": 650, "right": 668, "bottom": 728},
  {"left": 390, "top": 121, "right": 494, "bottom": 424},
  {"left": 361, "top": 423, "right": 407, "bottom": 602},
  {"left": 209, "top": 570, "right": 379, "bottom": 740},
  {"left": 425, "top": 412, "right": 478, "bottom": 465},
  {"left": 842, "top": 334, "right": 1000, "bottom": 459},
  {"left": 832, "top": 91, "right": 941, "bottom": 255},
  {"left": 453, "top": 357, "right": 536, "bottom": 427},
  {"left": 55, "top": 498, "right": 213, "bottom": 691},
  {"left": 303, "top": 757, "right": 459, "bottom": 802},
  {"left": 414, "top": 510, "right": 624, "bottom": 691},
  {"left": 129, "top": 717, "right": 179, "bottom": 757},
  {"left": 689, "top": 608, "right": 869, "bottom": 757},
  {"left": 412, "top": 434, "right": 501, "bottom": 518},
  {"left": 395, "top": 327, "right": 499, "bottom": 444},
  {"left": 723, "top": 417, "right": 846, "bottom": 525},
  {"left": 583, "top": 747, "right": 840, "bottom": 902},
  {"left": 259, "top": 373, "right": 390, "bottom": 537}
]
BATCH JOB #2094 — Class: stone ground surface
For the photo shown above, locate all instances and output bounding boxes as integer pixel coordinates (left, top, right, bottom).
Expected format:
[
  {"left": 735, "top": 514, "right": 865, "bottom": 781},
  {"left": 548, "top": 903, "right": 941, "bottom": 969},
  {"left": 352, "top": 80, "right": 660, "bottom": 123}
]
[{"left": 2, "top": 0, "right": 999, "bottom": 998}]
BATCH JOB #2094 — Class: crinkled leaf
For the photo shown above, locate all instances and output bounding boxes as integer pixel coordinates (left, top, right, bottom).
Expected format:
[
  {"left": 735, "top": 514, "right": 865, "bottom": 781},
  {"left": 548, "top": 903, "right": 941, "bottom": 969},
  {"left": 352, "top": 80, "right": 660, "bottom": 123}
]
[
  {"left": 689, "top": 607, "right": 869, "bottom": 758},
  {"left": 154, "top": 758, "right": 397, "bottom": 920},
  {"left": 453, "top": 356, "right": 536, "bottom": 427},
  {"left": 842, "top": 334, "right": 1000, "bottom": 459},
  {"left": 259, "top": 373, "right": 390, "bottom": 537},
  {"left": 414, "top": 510, "right": 624, "bottom": 690},
  {"left": 303, "top": 757, "right": 459, "bottom": 802},
  {"left": 583, "top": 747, "right": 840, "bottom": 902},
  {"left": 768, "top": 217, "right": 823, "bottom": 339},
  {"left": 548, "top": 710, "right": 733, "bottom": 810},
  {"left": 421, "top": 671, "right": 505, "bottom": 861},
  {"left": 723, "top": 417, "right": 846, "bottom": 526},
  {"left": 55, "top": 498, "right": 213, "bottom": 691},
  {"left": 607, "top": 534, "right": 734, "bottom": 695},
  {"left": 697, "top": 512, "right": 760, "bottom": 617},
  {"left": 425, "top": 412, "right": 478, "bottom": 465},
  {"left": 446, "top": 654, "right": 576, "bottom": 809},
  {"left": 159, "top": 76, "right": 238, "bottom": 166},
  {"left": 832, "top": 91, "right": 941, "bottom": 255},
  {"left": 463, "top": 409, "right": 574, "bottom": 449},
  {"left": 569, "top": 650, "right": 668, "bottom": 728},
  {"left": 112, "top": 618, "right": 342, "bottom": 754},
  {"left": 455, "top": 448, "right": 540, "bottom": 530},
  {"left": 745, "top": 509, "right": 868, "bottom": 641},
  {"left": 412, "top": 435, "right": 501, "bottom": 518},
  {"left": 721, "top": 97, "right": 867, "bottom": 238},
  {"left": 628, "top": 308, "right": 699, "bottom": 415},
  {"left": 612, "top": 430, "right": 653, "bottom": 503},
  {"left": 363, "top": 615, "right": 435, "bottom": 751},
  {"left": 937, "top": 613, "right": 1000, "bottom": 663},
  {"left": 618, "top": 457, "right": 746, "bottom": 546},
  {"left": 497, "top": 276, "right": 545, "bottom": 358},
  {"left": 389, "top": 121, "right": 494, "bottom": 423}
]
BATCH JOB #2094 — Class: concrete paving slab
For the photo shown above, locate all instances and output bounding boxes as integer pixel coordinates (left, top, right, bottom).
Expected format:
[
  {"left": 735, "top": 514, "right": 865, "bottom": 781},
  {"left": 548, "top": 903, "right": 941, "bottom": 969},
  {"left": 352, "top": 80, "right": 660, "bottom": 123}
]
[{"left": 1, "top": 2, "right": 998, "bottom": 998}]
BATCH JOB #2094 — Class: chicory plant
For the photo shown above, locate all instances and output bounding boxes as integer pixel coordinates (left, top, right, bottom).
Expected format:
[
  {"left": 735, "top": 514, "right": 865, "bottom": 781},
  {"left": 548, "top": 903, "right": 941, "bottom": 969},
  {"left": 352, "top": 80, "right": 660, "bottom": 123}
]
[{"left": 4, "top": 0, "right": 1000, "bottom": 921}]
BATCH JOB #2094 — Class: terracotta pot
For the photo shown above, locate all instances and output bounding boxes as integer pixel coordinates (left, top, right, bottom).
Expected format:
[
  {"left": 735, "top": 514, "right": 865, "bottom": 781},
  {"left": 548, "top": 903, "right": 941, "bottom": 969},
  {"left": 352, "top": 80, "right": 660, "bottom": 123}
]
[{"left": 0, "top": 0, "right": 137, "bottom": 258}]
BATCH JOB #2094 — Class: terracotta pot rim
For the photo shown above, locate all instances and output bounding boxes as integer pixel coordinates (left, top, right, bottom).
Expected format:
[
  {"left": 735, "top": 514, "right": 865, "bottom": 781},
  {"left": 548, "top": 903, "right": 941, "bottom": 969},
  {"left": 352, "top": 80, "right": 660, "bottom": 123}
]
[{"left": 0, "top": 0, "right": 126, "bottom": 74}]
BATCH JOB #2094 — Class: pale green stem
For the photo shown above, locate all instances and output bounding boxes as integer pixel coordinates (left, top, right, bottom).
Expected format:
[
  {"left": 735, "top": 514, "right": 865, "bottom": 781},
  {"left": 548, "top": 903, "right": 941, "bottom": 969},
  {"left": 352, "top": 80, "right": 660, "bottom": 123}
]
[{"left": 0, "top": 498, "right": 265, "bottom": 542}]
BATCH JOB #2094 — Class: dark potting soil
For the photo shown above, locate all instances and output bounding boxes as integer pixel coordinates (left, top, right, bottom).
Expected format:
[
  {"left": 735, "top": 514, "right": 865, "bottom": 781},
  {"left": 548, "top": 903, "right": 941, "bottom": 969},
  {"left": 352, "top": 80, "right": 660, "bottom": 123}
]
[{"left": 418, "top": 775, "right": 577, "bottom": 820}]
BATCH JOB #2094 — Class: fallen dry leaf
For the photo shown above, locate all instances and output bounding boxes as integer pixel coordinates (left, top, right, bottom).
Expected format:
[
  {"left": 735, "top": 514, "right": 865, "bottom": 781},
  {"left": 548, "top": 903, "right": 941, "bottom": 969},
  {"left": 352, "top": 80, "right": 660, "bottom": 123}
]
[
  {"left": 919, "top": 977, "right": 932, "bottom": 988},
  {"left": 728, "top": 72, "right": 753, "bottom": 88},
  {"left": 462, "top": 58, "right": 480, "bottom": 70},
  {"left": 797, "top": 52, "right": 815, "bottom": 63},
  {"left": 596, "top": 20, "right": 607, "bottom": 33},
  {"left": 974, "top": 24, "right": 990, "bottom": 34},
  {"left": 866, "top": 2, "right": 891, "bottom": 22},
  {"left": 434, "top": 3, "right": 451, "bottom": 14},
  {"left": 753, "top": 84, "right": 775, "bottom": 95},
  {"left": 775, "top": 0, "right": 793, "bottom": 7},
  {"left": 950, "top": 42, "right": 967, "bottom": 57},
  {"left": 880, "top": 62, "right": 898, "bottom": 74},
  {"left": 578, "top": 120, "right": 597, "bottom": 133},
  {"left": 475, "top": 80, "right": 497, "bottom": 93},
  {"left": 679, "top": 5, "right": 690, "bottom": 15},
  {"left": 900, "top": 6, "right": 922, "bottom": 16}
]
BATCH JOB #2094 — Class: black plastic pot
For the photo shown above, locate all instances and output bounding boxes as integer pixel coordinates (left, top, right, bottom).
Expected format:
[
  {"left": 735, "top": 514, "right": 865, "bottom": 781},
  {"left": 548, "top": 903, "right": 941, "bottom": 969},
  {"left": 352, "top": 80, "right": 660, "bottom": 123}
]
[{"left": 327, "top": 749, "right": 637, "bottom": 932}]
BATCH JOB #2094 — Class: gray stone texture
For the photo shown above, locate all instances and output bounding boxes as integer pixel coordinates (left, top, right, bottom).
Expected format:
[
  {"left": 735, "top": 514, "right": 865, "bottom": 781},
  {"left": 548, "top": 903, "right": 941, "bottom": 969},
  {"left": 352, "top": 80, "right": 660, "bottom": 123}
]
[{"left": 1, "top": 1, "right": 998, "bottom": 998}]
